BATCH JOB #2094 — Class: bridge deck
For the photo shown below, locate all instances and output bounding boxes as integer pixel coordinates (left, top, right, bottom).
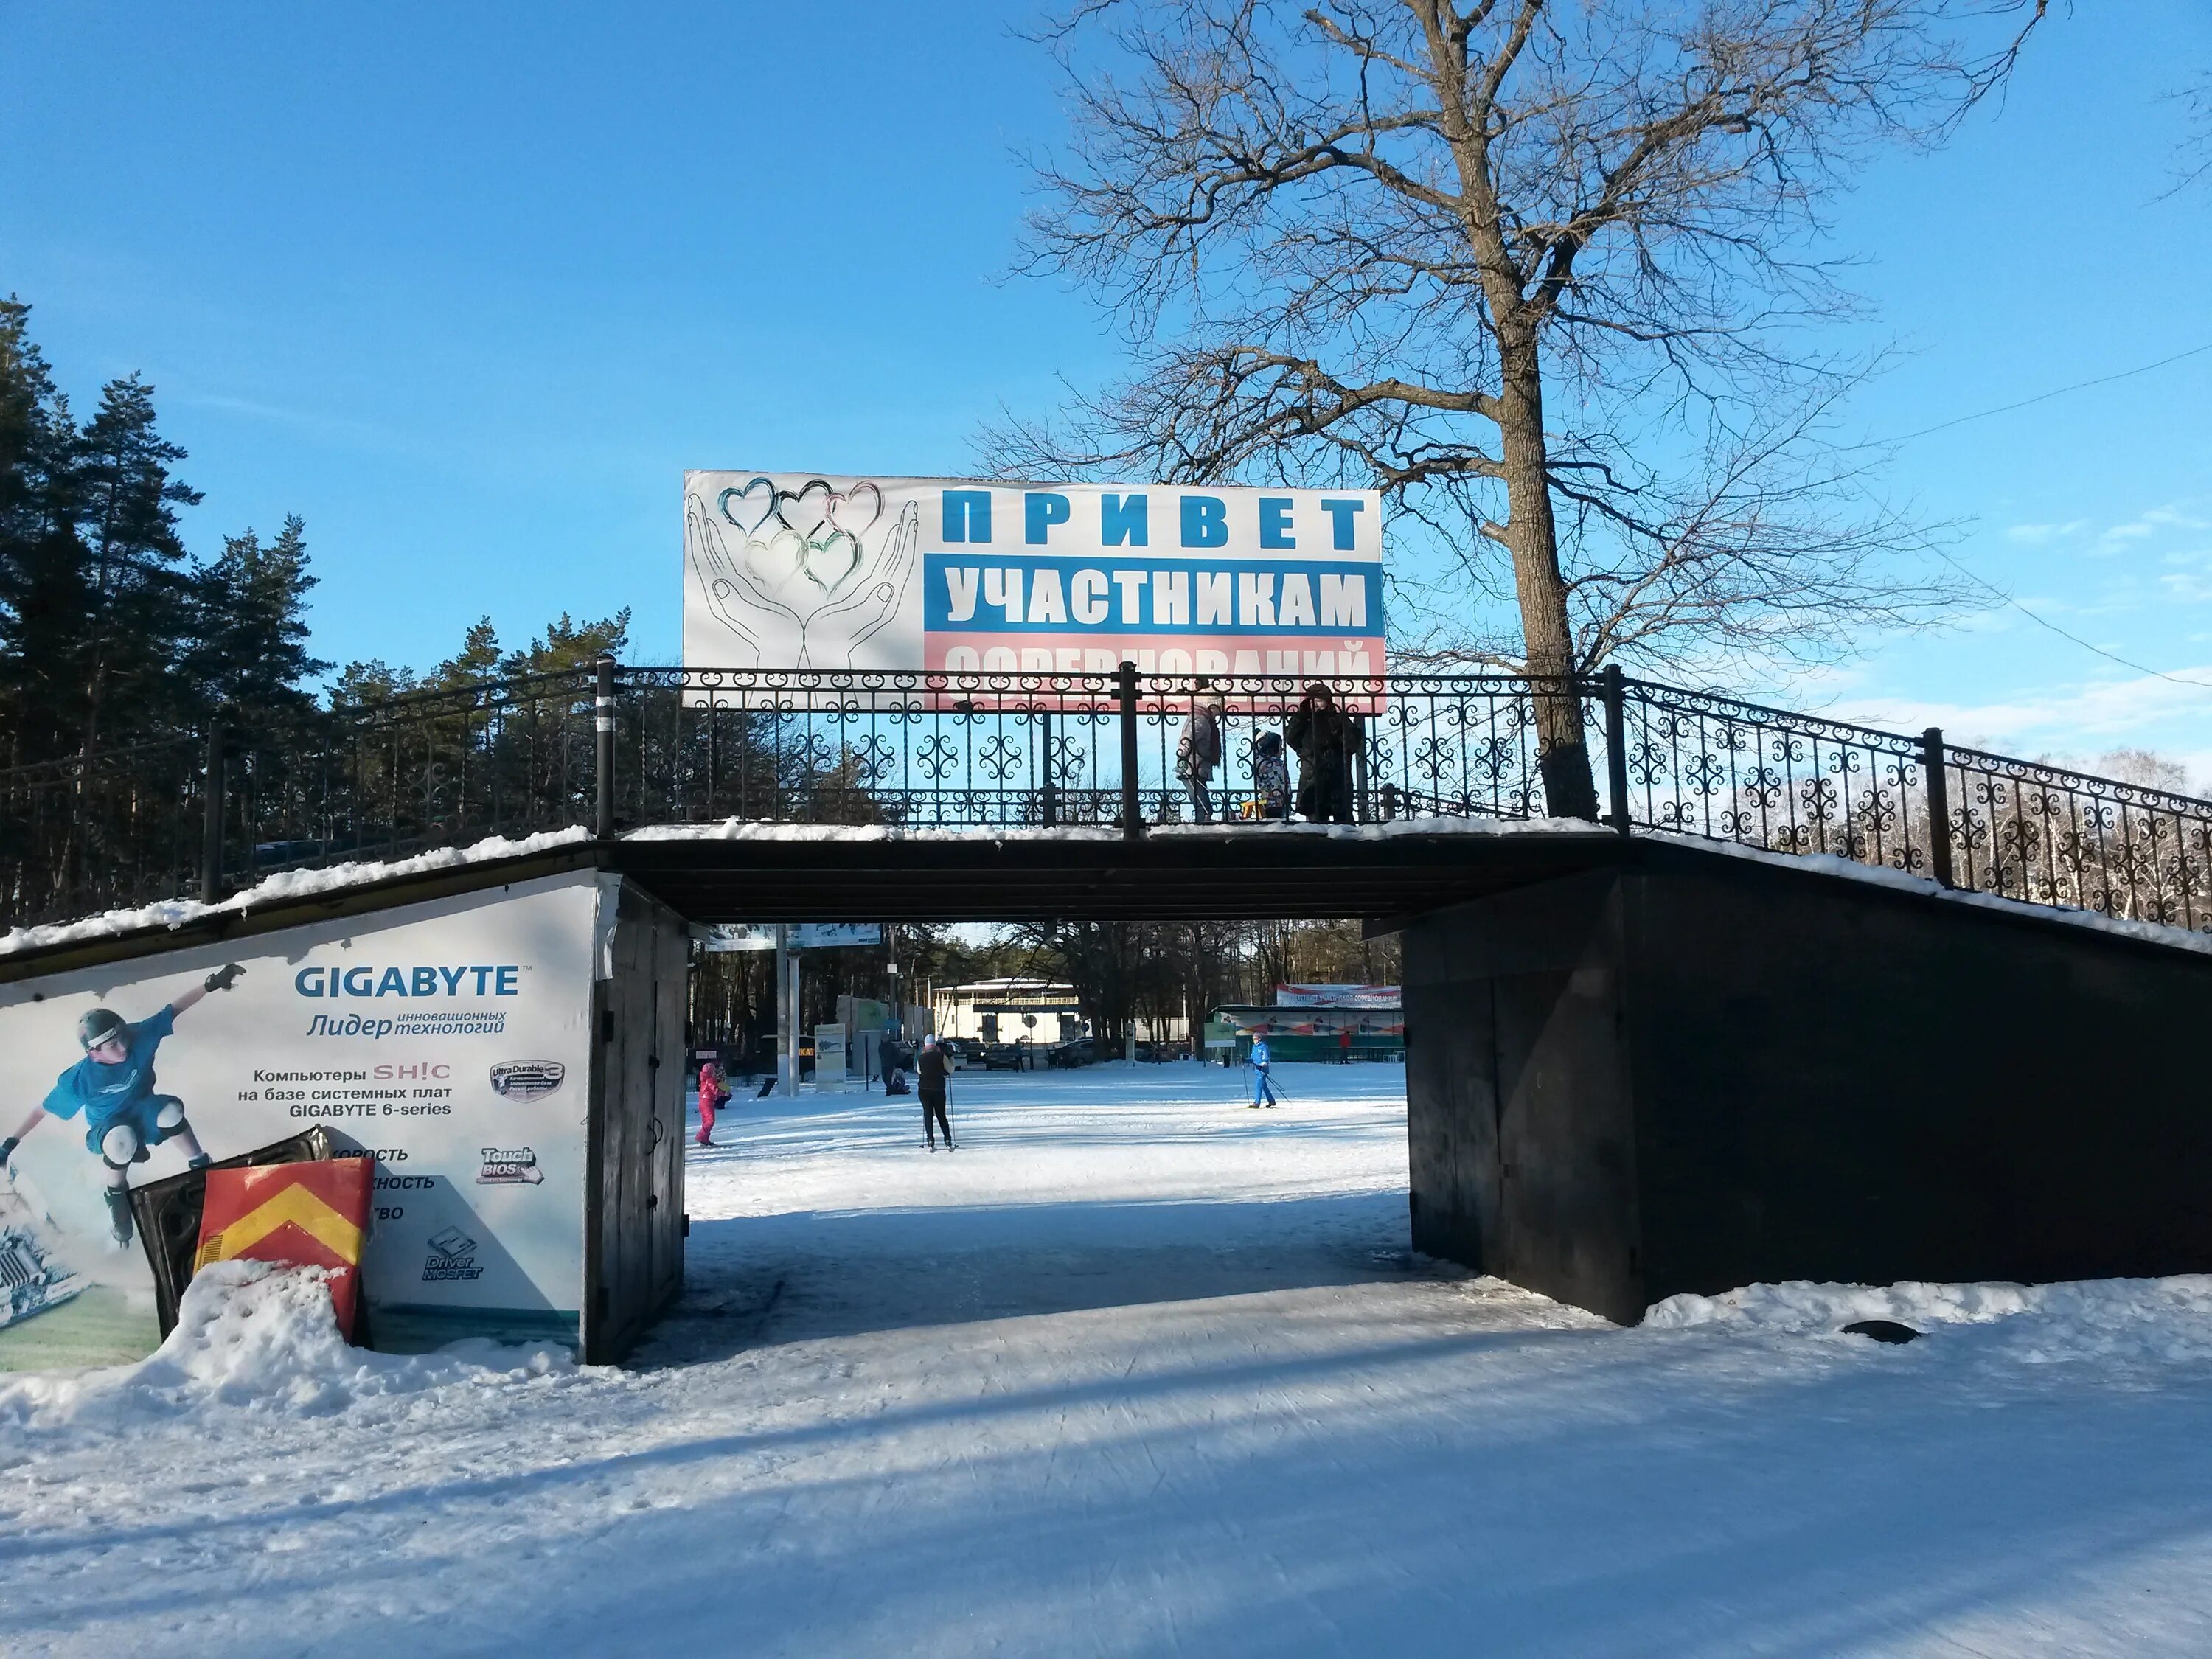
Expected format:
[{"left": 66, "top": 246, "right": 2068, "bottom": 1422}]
[{"left": 7, "top": 815, "right": 2204, "bottom": 984}]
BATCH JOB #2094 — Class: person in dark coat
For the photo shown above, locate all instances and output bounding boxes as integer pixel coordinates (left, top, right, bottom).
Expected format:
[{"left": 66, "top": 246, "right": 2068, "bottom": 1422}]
[
  {"left": 917, "top": 1034, "right": 953, "bottom": 1150},
  {"left": 1285, "top": 682, "right": 1355, "bottom": 824},
  {"left": 1175, "top": 678, "right": 1227, "bottom": 823},
  {"left": 882, "top": 1034, "right": 914, "bottom": 1096}
]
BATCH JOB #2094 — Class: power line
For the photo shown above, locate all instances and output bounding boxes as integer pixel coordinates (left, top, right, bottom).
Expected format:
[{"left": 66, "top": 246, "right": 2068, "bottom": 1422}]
[
  {"left": 1932, "top": 550, "right": 2212, "bottom": 692},
  {"left": 1880, "top": 341, "right": 2212, "bottom": 691},
  {"left": 1884, "top": 340, "right": 2212, "bottom": 445}
]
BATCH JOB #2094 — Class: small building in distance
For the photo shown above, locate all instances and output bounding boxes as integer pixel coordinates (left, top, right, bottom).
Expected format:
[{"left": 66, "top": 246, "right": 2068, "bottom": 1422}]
[
  {"left": 1208, "top": 983, "right": 1405, "bottom": 1063},
  {"left": 933, "top": 978, "right": 1085, "bottom": 1046}
]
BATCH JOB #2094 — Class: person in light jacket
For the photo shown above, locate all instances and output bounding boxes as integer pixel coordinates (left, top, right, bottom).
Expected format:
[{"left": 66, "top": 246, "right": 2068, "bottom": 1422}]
[{"left": 1175, "top": 678, "right": 1227, "bottom": 823}]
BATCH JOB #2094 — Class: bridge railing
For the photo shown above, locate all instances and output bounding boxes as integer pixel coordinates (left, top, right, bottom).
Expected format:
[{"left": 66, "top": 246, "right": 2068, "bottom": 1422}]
[{"left": 2, "top": 664, "right": 2207, "bottom": 936}]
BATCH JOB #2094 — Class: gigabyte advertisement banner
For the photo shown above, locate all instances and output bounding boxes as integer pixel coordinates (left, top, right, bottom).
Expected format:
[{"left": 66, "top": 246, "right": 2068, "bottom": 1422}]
[
  {"left": 683, "top": 473, "right": 1386, "bottom": 685},
  {"left": 0, "top": 872, "right": 599, "bottom": 1371}
]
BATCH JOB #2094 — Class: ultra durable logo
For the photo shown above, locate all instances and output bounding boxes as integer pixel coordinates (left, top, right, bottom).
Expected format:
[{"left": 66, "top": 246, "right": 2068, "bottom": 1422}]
[{"left": 489, "top": 1061, "right": 565, "bottom": 1102}]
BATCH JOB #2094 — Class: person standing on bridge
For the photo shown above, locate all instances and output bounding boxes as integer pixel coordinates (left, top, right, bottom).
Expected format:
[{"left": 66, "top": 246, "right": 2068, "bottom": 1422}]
[
  {"left": 1286, "top": 682, "right": 1354, "bottom": 824},
  {"left": 1175, "top": 678, "right": 1227, "bottom": 824},
  {"left": 1251, "top": 730, "right": 1292, "bottom": 821},
  {"left": 917, "top": 1034, "right": 955, "bottom": 1151}
]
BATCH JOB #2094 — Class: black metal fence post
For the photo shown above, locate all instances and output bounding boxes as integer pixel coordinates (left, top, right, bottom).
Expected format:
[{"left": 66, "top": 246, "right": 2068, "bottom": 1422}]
[
  {"left": 1040, "top": 708, "right": 1058, "bottom": 827},
  {"left": 200, "top": 717, "right": 226, "bottom": 904},
  {"left": 1601, "top": 665, "right": 1631, "bottom": 837},
  {"left": 1922, "top": 726, "right": 1954, "bottom": 888},
  {"left": 595, "top": 655, "right": 616, "bottom": 839},
  {"left": 1117, "top": 660, "right": 1142, "bottom": 839}
]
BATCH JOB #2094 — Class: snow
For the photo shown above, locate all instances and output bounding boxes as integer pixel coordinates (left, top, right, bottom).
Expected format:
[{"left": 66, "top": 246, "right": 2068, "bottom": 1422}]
[
  {"left": 0, "top": 1261, "right": 581, "bottom": 1430},
  {"left": 8, "top": 1061, "right": 2212, "bottom": 1655},
  {"left": 620, "top": 812, "right": 1607, "bottom": 842},
  {"left": 1647, "top": 1276, "right": 2212, "bottom": 1366},
  {"left": 0, "top": 828, "right": 592, "bottom": 957}
]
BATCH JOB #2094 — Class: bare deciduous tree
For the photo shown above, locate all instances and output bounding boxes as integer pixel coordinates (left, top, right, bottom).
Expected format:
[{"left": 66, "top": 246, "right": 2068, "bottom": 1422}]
[{"left": 991, "top": 0, "right": 2044, "bottom": 816}]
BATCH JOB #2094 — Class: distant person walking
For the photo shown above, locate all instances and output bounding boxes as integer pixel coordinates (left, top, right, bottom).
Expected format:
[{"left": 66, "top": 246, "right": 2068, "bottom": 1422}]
[
  {"left": 1287, "top": 682, "right": 1355, "bottom": 824},
  {"left": 1336, "top": 1026, "right": 1353, "bottom": 1064},
  {"left": 695, "top": 1060, "right": 727, "bottom": 1147},
  {"left": 918, "top": 1034, "right": 955, "bottom": 1151},
  {"left": 1175, "top": 678, "right": 1227, "bottom": 823},
  {"left": 1247, "top": 1035, "right": 1278, "bottom": 1108},
  {"left": 1251, "top": 731, "right": 1292, "bottom": 821}
]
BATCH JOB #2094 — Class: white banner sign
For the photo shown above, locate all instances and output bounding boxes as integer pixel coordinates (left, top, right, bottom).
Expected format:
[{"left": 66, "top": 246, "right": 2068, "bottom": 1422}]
[
  {"left": 697, "top": 923, "right": 883, "bottom": 953},
  {"left": 684, "top": 472, "right": 1385, "bottom": 680}
]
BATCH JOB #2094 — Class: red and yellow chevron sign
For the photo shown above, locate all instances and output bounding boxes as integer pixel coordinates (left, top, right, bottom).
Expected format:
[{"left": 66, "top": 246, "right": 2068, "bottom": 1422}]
[{"left": 194, "top": 1158, "right": 374, "bottom": 1340}]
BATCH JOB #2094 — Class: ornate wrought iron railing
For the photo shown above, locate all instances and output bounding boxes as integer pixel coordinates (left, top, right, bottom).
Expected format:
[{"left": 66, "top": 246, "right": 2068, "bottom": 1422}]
[{"left": 2, "top": 663, "right": 2206, "bottom": 936}]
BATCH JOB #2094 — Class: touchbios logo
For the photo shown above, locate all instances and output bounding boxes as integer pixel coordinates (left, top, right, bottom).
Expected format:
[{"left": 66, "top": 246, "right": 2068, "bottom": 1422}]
[
  {"left": 477, "top": 1147, "right": 544, "bottom": 1186},
  {"left": 489, "top": 1060, "right": 565, "bottom": 1102}
]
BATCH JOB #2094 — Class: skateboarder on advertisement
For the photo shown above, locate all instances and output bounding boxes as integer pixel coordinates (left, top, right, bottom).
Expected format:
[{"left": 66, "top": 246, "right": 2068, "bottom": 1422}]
[{"left": 0, "top": 964, "right": 246, "bottom": 1246}]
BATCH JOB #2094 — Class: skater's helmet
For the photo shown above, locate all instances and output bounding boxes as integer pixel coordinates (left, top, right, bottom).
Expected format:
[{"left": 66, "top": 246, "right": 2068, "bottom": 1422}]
[{"left": 77, "top": 1008, "right": 128, "bottom": 1052}]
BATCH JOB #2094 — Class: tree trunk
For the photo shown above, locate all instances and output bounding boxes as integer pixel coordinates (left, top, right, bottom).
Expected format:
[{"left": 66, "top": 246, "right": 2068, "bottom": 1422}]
[{"left": 1495, "top": 325, "right": 1599, "bottom": 821}]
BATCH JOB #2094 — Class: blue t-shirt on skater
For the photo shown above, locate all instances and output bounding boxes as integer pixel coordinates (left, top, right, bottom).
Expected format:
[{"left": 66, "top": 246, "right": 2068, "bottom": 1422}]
[{"left": 43, "top": 1006, "right": 175, "bottom": 1131}]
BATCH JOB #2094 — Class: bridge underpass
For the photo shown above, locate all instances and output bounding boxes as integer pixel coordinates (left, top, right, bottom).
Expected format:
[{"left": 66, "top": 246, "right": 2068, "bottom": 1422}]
[
  {"left": 7, "top": 813, "right": 2210, "bottom": 1335},
  {"left": 4, "top": 664, "right": 2211, "bottom": 1340}
]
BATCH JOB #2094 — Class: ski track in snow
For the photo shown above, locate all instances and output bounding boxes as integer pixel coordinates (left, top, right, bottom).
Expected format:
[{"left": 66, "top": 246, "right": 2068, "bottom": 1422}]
[{"left": 5, "top": 1062, "right": 2212, "bottom": 1655}]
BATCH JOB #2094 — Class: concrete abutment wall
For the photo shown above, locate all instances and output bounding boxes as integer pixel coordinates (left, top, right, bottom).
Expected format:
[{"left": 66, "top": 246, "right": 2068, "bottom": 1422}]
[{"left": 1403, "top": 844, "right": 2212, "bottom": 1325}]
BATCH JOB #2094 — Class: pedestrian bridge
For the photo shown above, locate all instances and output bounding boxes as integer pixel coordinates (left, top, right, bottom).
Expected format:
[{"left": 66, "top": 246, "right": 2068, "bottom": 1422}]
[
  {"left": 5, "top": 665, "right": 2209, "bottom": 1335},
  {"left": 4, "top": 663, "right": 2208, "bottom": 937}
]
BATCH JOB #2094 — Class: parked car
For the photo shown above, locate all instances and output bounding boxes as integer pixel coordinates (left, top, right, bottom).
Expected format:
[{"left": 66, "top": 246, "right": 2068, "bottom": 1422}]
[
  {"left": 939, "top": 1037, "right": 987, "bottom": 1069},
  {"left": 1046, "top": 1038, "right": 1099, "bottom": 1068},
  {"left": 983, "top": 1042, "right": 1029, "bottom": 1071}
]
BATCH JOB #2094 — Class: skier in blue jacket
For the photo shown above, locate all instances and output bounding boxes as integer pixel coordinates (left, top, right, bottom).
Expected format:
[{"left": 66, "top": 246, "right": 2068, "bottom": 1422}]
[
  {"left": 0, "top": 964, "right": 243, "bottom": 1245},
  {"left": 1247, "top": 1035, "right": 1279, "bottom": 1109}
]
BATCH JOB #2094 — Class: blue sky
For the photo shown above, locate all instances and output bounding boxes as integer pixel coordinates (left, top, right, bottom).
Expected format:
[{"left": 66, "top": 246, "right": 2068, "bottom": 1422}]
[{"left": 3, "top": 2, "right": 2208, "bottom": 779}]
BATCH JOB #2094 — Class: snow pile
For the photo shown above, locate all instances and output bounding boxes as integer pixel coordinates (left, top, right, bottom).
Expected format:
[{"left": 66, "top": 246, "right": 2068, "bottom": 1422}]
[
  {"left": 0, "top": 826, "right": 592, "bottom": 956},
  {"left": 0, "top": 1260, "right": 578, "bottom": 1430},
  {"left": 1645, "top": 1275, "right": 2212, "bottom": 1365}
]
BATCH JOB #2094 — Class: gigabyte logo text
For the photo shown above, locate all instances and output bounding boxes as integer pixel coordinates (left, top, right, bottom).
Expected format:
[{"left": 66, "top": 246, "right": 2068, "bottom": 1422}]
[{"left": 294, "top": 965, "right": 522, "bottom": 998}]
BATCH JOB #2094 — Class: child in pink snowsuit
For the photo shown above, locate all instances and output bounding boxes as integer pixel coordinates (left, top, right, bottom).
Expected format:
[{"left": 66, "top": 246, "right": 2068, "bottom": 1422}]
[{"left": 695, "top": 1062, "right": 726, "bottom": 1147}]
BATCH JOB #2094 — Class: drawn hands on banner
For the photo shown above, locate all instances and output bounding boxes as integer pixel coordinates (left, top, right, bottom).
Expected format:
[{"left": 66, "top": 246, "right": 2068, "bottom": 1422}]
[{"left": 688, "top": 479, "right": 918, "bottom": 669}]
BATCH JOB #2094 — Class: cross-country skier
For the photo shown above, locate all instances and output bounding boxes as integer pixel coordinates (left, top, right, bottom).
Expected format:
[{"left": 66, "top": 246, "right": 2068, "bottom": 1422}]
[
  {"left": 0, "top": 964, "right": 244, "bottom": 1246},
  {"left": 917, "top": 1034, "right": 954, "bottom": 1151},
  {"left": 1247, "top": 1034, "right": 1278, "bottom": 1109}
]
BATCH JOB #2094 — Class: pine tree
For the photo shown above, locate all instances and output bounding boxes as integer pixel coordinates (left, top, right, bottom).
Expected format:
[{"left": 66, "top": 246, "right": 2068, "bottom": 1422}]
[
  {"left": 190, "top": 514, "right": 330, "bottom": 731},
  {"left": 501, "top": 608, "right": 630, "bottom": 680},
  {"left": 0, "top": 297, "right": 91, "bottom": 765},
  {"left": 73, "top": 373, "right": 202, "bottom": 754}
]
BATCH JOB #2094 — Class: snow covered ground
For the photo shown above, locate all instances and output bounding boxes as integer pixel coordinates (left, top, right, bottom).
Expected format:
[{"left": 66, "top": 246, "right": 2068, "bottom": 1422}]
[{"left": 7, "top": 1062, "right": 2212, "bottom": 1655}]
